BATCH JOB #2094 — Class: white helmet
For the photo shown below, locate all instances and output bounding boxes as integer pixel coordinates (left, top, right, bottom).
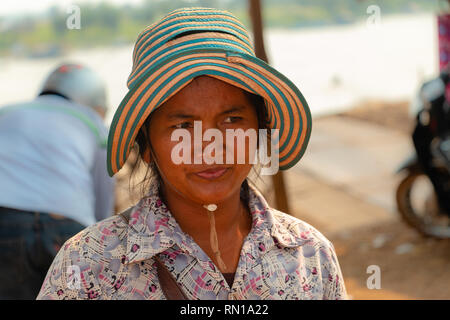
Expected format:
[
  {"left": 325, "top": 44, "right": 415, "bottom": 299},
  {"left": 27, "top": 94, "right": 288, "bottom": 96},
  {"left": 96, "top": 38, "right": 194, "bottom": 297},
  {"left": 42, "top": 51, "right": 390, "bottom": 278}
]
[{"left": 39, "top": 63, "right": 107, "bottom": 112}]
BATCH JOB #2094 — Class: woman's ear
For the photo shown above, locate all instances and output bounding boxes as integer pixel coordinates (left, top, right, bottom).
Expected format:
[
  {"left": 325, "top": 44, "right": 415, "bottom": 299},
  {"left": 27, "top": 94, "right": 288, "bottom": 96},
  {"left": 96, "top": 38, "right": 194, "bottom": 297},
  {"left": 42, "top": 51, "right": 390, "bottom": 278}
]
[
  {"left": 140, "top": 123, "right": 152, "bottom": 164},
  {"left": 142, "top": 147, "right": 152, "bottom": 163}
]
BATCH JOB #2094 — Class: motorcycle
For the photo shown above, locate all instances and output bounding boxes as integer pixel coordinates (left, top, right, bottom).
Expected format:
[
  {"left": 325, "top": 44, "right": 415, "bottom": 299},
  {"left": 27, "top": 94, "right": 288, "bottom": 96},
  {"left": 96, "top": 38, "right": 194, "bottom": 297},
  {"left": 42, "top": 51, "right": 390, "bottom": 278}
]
[{"left": 396, "top": 70, "right": 450, "bottom": 238}]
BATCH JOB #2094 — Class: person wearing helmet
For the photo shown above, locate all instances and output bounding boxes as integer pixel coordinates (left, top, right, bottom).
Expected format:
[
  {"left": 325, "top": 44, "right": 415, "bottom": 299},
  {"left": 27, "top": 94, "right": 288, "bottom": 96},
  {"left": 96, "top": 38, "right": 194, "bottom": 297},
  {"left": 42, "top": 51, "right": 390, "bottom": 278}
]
[{"left": 0, "top": 63, "right": 115, "bottom": 299}]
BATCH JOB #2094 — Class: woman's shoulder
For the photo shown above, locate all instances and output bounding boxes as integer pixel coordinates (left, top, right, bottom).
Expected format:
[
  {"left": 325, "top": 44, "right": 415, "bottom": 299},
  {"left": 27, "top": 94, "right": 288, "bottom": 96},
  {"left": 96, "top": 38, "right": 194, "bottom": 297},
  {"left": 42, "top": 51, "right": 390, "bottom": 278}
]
[
  {"left": 269, "top": 208, "right": 347, "bottom": 300},
  {"left": 63, "top": 214, "right": 129, "bottom": 258},
  {"left": 267, "top": 207, "right": 348, "bottom": 299},
  {"left": 37, "top": 214, "right": 130, "bottom": 300}
]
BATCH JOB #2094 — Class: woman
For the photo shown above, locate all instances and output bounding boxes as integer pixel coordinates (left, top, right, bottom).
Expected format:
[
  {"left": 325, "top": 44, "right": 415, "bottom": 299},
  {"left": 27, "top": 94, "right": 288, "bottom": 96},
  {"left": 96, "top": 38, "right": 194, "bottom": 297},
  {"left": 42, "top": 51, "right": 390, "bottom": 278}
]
[{"left": 37, "top": 7, "right": 347, "bottom": 300}]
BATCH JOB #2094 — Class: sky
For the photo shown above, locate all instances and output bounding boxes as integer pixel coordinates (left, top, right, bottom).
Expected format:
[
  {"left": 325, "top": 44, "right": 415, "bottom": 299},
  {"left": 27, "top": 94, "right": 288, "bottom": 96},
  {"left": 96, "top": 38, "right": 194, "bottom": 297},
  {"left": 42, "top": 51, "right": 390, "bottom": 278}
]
[{"left": 0, "top": 0, "right": 145, "bottom": 16}]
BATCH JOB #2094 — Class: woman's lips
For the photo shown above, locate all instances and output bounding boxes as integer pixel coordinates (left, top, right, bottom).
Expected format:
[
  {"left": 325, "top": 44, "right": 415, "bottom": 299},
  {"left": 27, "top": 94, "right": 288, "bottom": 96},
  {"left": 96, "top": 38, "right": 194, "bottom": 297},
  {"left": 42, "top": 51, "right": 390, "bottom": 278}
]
[{"left": 194, "top": 167, "right": 230, "bottom": 180}]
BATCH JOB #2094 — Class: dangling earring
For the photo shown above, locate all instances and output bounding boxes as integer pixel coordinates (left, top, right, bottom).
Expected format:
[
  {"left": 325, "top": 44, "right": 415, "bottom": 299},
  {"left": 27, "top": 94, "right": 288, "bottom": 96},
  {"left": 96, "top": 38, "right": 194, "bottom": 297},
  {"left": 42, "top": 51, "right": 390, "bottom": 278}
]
[{"left": 203, "top": 204, "right": 227, "bottom": 272}]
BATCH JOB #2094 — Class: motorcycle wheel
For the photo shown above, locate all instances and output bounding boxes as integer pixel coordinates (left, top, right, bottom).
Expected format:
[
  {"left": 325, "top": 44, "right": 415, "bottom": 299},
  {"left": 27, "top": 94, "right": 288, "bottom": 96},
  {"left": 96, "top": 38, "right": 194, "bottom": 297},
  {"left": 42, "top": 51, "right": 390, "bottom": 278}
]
[{"left": 396, "top": 171, "right": 450, "bottom": 239}]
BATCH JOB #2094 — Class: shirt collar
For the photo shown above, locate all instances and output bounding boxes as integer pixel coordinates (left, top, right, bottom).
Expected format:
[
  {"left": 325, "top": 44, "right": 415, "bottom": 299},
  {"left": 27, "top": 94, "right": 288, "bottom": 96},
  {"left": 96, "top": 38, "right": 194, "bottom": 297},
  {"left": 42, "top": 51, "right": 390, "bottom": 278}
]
[
  {"left": 245, "top": 185, "right": 311, "bottom": 255},
  {"left": 124, "top": 181, "right": 309, "bottom": 265}
]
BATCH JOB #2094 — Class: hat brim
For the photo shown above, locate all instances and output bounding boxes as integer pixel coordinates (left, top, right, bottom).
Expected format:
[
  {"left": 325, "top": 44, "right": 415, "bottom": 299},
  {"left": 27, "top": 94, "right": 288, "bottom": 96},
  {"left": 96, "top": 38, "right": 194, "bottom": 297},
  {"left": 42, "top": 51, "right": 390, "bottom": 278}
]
[{"left": 107, "top": 48, "right": 312, "bottom": 176}]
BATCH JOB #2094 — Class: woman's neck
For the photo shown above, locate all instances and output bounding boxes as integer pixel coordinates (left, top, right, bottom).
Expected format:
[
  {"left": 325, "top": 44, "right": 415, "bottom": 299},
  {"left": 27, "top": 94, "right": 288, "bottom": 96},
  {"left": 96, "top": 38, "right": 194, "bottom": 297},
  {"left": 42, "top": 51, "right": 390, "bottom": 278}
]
[
  {"left": 158, "top": 181, "right": 252, "bottom": 272},
  {"left": 159, "top": 182, "right": 248, "bottom": 238}
]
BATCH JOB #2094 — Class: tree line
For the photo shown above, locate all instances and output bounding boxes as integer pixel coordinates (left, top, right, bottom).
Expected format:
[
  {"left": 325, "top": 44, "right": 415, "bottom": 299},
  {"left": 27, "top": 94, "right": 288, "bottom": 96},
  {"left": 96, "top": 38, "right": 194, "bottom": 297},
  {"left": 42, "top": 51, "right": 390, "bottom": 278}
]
[{"left": 0, "top": 0, "right": 437, "bottom": 57}]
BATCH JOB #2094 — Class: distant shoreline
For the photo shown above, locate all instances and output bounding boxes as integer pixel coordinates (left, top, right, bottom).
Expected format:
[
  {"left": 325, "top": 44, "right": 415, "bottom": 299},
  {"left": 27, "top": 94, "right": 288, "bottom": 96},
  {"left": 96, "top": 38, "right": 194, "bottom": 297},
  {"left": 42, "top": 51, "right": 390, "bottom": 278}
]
[
  {"left": 0, "top": 5, "right": 437, "bottom": 58},
  {"left": 0, "top": 13, "right": 437, "bottom": 125}
]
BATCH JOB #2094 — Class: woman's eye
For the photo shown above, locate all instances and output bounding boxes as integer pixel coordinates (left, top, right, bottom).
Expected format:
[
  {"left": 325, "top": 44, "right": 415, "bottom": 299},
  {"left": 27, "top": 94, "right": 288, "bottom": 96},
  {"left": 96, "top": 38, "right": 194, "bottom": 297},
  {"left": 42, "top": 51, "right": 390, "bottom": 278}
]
[
  {"left": 173, "top": 122, "right": 192, "bottom": 129},
  {"left": 224, "top": 116, "right": 242, "bottom": 124}
]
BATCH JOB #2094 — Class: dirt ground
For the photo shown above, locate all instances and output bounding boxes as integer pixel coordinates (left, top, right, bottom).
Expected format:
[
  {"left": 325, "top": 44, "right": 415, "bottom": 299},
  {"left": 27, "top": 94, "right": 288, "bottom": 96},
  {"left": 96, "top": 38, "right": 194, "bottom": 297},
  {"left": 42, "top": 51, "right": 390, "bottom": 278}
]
[
  {"left": 331, "top": 218, "right": 450, "bottom": 299},
  {"left": 332, "top": 100, "right": 450, "bottom": 300},
  {"left": 114, "top": 99, "right": 450, "bottom": 300},
  {"left": 337, "top": 100, "right": 415, "bottom": 134}
]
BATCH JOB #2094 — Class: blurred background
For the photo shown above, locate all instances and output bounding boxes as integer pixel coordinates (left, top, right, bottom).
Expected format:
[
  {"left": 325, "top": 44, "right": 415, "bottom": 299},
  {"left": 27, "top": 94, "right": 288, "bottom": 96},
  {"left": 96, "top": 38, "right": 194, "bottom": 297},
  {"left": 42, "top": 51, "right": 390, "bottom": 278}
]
[{"left": 1, "top": 0, "right": 449, "bottom": 299}]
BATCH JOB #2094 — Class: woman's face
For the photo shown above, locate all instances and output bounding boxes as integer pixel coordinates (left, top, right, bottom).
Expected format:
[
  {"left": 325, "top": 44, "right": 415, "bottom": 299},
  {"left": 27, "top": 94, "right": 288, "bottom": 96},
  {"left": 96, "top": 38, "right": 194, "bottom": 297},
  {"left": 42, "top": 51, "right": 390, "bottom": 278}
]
[{"left": 147, "top": 75, "right": 259, "bottom": 206}]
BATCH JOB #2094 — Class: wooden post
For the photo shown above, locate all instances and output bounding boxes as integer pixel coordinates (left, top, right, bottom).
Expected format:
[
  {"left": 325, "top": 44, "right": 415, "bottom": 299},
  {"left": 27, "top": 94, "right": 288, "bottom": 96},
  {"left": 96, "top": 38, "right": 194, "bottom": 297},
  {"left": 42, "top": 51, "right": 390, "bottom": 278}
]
[{"left": 249, "top": 0, "right": 290, "bottom": 213}]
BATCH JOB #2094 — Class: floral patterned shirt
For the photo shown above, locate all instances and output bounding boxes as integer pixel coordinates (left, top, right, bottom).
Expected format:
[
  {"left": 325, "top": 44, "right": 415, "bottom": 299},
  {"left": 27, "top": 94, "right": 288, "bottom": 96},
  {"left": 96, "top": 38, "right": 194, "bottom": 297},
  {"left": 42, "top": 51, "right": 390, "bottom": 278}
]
[{"left": 37, "top": 183, "right": 347, "bottom": 300}]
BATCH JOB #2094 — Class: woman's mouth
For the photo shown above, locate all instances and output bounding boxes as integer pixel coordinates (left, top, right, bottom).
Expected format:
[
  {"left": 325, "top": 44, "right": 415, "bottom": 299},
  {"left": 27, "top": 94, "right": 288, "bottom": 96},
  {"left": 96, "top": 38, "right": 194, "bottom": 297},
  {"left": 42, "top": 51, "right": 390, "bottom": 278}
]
[{"left": 194, "top": 167, "right": 230, "bottom": 180}]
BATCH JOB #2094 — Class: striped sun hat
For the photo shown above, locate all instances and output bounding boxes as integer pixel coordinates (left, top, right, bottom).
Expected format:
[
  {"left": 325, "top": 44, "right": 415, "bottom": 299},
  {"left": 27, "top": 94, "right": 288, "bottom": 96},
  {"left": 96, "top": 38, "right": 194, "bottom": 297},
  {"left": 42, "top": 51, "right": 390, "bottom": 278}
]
[{"left": 107, "top": 7, "right": 312, "bottom": 176}]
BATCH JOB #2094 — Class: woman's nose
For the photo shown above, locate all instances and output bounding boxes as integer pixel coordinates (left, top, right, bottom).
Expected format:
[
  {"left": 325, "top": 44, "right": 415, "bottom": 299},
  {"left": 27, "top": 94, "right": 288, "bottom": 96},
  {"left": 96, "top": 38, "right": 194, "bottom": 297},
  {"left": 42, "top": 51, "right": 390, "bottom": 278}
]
[{"left": 191, "top": 120, "right": 226, "bottom": 164}]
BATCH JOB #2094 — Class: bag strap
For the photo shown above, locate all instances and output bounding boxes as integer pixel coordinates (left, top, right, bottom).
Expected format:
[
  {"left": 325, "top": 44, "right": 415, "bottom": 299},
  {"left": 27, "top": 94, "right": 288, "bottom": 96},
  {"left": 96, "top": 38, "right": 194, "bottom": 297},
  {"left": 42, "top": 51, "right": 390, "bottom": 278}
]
[
  {"left": 118, "top": 207, "right": 133, "bottom": 224},
  {"left": 118, "top": 208, "right": 188, "bottom": 300},
  {"left": 154, "top": 255, "right": 188, "bottom": 300}
]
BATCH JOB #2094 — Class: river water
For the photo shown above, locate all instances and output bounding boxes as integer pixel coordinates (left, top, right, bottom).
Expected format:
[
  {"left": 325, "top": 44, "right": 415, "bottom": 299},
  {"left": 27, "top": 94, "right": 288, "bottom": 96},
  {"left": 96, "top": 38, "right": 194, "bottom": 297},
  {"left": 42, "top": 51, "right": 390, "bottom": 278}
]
[{"left": 0, "top": 13, "right": 438, "bottom": 124}]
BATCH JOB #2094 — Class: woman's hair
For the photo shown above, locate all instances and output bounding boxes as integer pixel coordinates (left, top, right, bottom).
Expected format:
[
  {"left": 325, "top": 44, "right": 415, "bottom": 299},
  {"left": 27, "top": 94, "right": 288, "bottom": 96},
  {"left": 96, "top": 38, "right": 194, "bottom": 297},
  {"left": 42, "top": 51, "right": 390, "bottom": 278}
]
[{"left": 127, "top": 89, "right": 269, "bottom": 202}]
